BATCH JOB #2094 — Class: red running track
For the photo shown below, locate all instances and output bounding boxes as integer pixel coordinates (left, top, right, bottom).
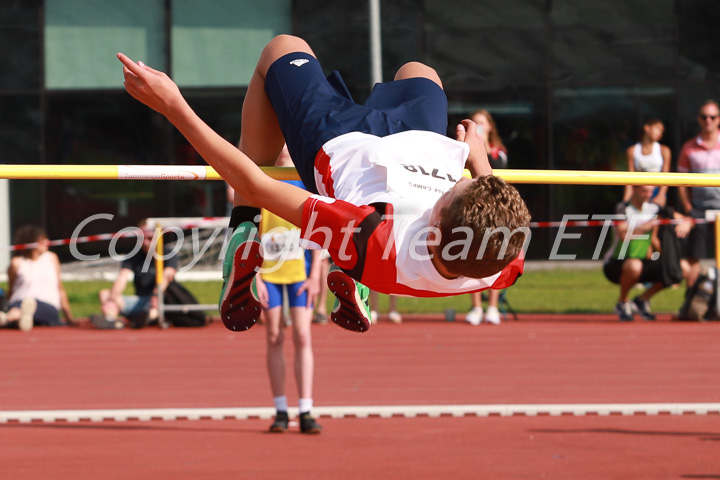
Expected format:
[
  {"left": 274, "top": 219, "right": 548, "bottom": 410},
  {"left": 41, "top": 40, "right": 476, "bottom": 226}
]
[{"left": 1, "top": 313, "right": 719, "bottom": 479}]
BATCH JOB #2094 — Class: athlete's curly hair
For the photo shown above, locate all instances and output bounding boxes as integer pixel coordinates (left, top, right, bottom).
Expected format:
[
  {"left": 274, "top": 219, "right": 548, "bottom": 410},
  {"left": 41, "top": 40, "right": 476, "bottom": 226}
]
[{"left": 436, "top": 176, "right": 530, "bottom": 278}]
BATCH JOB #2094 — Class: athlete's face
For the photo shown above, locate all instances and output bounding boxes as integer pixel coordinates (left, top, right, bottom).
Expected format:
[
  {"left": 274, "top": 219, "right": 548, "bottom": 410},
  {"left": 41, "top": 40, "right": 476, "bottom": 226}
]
[{"left": 428, "top": 176, "right": 472, "bottom": 227}]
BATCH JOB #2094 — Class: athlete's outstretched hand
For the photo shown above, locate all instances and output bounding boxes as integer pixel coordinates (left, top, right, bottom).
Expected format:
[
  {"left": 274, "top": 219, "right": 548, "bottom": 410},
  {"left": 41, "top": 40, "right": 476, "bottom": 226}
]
[{"left": 117, "top": 53, "right": 186, "bottom": 117}]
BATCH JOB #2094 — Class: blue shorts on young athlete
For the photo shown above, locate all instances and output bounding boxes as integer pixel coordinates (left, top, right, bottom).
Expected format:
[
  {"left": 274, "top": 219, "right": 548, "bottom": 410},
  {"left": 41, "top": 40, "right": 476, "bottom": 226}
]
[
  {"left": 264, "top": 249, "right": 313, "bottom": 310},
  {"left": 264, "top": 52, "right": 449, "bottom": 194},
  {"left": 264, "top": 281, "right": 309, "bottom": 310}
]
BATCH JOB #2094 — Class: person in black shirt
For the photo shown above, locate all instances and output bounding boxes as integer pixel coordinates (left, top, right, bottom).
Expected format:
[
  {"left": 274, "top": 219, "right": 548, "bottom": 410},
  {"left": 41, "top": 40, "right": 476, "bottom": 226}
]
[{"left": 93, "top": 219, "right": 178, "bottom": 328}]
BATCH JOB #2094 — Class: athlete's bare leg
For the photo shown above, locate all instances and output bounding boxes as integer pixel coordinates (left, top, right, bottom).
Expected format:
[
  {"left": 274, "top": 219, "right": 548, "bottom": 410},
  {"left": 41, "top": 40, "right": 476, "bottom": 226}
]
[{"left": 234, "top": 35, "right": 317, "bottom": 207}]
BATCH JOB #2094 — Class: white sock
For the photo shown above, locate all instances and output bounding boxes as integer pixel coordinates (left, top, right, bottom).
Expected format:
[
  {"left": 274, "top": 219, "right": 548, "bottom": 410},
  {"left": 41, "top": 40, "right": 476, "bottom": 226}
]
[
  {"left": 298, "top": 398, "right": 313, "bottom": 414},
  {"left": 273, "top": 395, "right": 288, "bottom": 412}
]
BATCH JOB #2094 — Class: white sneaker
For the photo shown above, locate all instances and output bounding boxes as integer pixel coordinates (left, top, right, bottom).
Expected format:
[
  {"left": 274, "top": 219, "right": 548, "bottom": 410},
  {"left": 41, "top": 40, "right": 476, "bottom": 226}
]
[
  {"left": 484, "top": 306, "right": 501, "bottom": 325},
  {"left": 0, "top": 311, "right": 7, "bottom": 328},
  {"left": 465, "top": 307, "right": 483, "bottom": 326},
  {"left": 19, "top": 297, "right": 36, "bottom": 332},
  {"left": 388, "top": 310, "right": 402, "bottom": 324},
  {"left": 370, "top": 310, "right": 378, "bottom": 324}
]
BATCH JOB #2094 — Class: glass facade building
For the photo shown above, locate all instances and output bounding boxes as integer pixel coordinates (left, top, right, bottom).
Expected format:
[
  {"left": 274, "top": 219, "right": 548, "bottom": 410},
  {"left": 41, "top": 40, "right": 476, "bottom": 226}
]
[{"left": 2, "top": 0, "right": 719, "bottom": 260}]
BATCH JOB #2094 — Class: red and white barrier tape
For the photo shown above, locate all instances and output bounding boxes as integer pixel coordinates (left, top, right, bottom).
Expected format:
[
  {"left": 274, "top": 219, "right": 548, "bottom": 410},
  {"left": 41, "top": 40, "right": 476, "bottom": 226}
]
[
  {"left": 4, "top": 217, "right": 229, "bottom": 252},
  {"left": 528, "top": 218, "right": 710, "bottom": 228},
  {"left": 7, "top": 232, "right": 138, "bottom": 252}
]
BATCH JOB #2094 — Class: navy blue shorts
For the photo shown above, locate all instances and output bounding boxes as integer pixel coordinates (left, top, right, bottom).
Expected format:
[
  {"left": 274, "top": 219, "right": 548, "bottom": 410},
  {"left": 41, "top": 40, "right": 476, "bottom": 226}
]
[{"left": 264, "top": 52, "right": 448, "bottom": 193}]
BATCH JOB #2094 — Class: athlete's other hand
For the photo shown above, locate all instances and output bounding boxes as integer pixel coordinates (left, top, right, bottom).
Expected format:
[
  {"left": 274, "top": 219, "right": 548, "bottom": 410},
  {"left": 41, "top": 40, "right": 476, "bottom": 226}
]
[{"left": 457, "top": 119, "right": 492, "bottom": 178}]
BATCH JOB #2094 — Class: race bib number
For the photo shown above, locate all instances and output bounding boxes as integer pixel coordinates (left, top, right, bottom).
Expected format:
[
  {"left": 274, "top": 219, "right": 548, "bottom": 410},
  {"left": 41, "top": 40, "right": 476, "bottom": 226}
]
[{"left": 261, "top": 227, "right": 304, "bottom": 261}]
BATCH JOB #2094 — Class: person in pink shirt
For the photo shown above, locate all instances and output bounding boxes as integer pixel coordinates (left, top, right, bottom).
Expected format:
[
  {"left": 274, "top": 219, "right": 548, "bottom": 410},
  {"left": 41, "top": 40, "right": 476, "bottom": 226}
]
[{"left": 677, "top": 100, "right": 720, "bottom": 286}]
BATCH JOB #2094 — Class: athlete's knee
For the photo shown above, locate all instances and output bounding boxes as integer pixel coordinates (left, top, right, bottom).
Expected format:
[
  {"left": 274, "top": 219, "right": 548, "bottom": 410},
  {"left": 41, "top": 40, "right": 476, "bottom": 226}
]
[
  {"left": 258, "top": 35, "right": 315, "bottom": 74},
  {"left": 293, "top": 329, "right": 311, "bottom": 349},
  {"left": 394, "top": 62, "right": 442, "bottom": 88},
  {"left": 267, "top": 328, "right": 284, "bottom": 348},
  {"left": 269, "top": 34, "right": 308, "bottom": 48}
]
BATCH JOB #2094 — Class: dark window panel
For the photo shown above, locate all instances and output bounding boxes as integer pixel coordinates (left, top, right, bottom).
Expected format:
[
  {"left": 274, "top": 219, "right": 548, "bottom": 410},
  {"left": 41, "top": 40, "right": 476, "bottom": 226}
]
[
  {"left": 0, "top": 95, "right": 41, "bottom": 163},
  {"left": 379, "top": 0, "right": 424, "bottom": 80},
  {"left": 424, "top": 0, "right": 548, "bottom": 88},
  {"left": 552, "top": 0, "right": 675, "bottom": 83},
  {"left": 427, "top": 28, "right": 548, "bottom": 88},
  {"left": 46, "top": 92, "right": 165, "bottom": 166},
  {"left": 678, "top": 0, "right": 720, "bottom": 81},
  {"left": 0, "top": 93, "right": 42, "bottom": 234},
  {"left": 293, "top": 1, "right": 371, "bottom": 101},
  {"left": 0, "top": 0, "right": 41, "bottom": 91}
]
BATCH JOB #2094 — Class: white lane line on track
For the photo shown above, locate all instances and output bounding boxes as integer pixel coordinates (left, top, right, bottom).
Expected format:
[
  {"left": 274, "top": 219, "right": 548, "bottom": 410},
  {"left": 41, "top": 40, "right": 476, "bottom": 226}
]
[{"left": 1, "top": 403, "right": 719, "bottom": 423}]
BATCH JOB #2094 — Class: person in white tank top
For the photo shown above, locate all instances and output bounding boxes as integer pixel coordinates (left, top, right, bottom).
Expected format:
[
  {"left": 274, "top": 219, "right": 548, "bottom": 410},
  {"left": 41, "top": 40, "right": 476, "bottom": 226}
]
[
  {"left": 624, "top": 118, "right": 672, "bottom": 206},
  {"left": 0, "top": 225, "right": 75, "bottom": 331}
]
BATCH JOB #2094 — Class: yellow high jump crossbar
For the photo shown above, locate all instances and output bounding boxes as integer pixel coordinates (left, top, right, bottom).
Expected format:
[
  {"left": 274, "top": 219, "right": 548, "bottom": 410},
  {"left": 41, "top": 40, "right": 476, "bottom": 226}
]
[{"left": 4, "top": 164, "right": 720, "bottom": 187}]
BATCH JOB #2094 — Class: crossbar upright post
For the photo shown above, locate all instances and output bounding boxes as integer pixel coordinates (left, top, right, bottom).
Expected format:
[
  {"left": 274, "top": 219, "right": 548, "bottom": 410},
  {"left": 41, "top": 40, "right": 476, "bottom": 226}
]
[{"left": 155, "top": 224, "right": 169, "bottom": 329}]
